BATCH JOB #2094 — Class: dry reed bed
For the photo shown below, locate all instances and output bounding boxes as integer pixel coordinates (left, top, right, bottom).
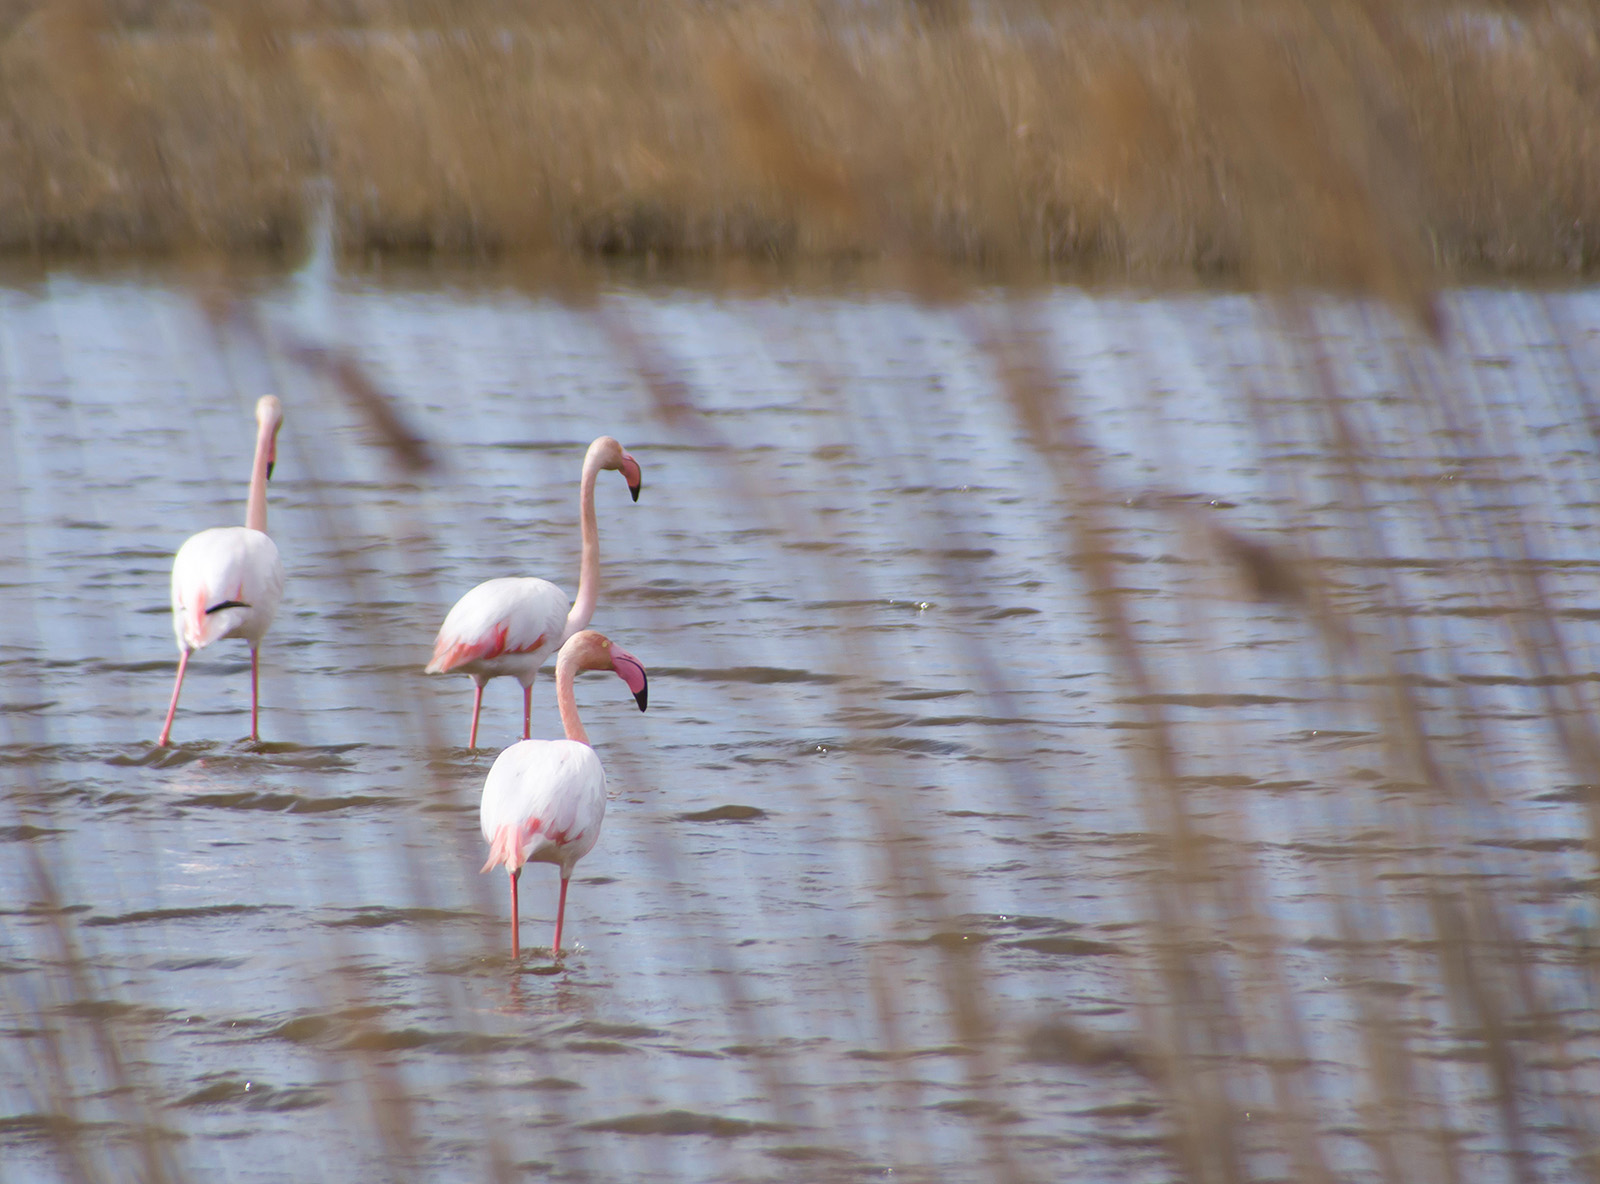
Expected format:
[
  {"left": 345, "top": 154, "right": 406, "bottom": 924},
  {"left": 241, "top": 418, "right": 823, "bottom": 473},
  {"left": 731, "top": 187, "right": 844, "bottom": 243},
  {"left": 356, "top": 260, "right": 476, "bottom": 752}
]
[{"left": 0, "top": 0, "right": 1597, "bottom": 279}]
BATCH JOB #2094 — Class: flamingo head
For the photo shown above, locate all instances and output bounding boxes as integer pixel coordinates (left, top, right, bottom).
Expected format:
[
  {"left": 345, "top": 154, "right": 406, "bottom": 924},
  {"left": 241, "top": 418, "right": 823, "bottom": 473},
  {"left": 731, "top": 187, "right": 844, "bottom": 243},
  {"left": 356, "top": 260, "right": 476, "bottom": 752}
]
[
  {"left": 593, "top": 436, "right": 643, "bottom": 502},
  {"left": 561, "top": 630, "right": 649, "bottom": 712},
  {"left": 256, "top": 395, "right": 284, "bottom": 479},
  {"left": 609, "top": 644, "right": 649, "bottom": 711}
]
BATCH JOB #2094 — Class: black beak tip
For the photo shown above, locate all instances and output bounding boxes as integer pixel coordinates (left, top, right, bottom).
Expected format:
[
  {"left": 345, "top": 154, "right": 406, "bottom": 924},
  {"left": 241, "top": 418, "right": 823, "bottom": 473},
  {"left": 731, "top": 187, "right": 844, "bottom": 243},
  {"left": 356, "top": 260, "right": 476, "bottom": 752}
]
[
  {"left": 267, "top": 461, "right": 276, "bottom": 480},
  {"left": 634, "top": 687, "right": 648, "bottom": 712},
  {"left": 629, "top": 482, "right": 641, "bottom": 503}
]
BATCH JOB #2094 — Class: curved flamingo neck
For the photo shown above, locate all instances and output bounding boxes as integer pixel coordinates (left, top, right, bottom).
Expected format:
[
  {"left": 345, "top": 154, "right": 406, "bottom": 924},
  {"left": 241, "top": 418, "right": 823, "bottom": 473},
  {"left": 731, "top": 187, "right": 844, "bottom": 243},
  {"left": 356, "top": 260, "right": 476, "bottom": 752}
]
[
  {"left": 562, "top": 445, "right": 605, "bottom": 642},
  {"left": 554, "top": 657, "right": 591, "bottom": 746},
  {"left": 246, "top": 420, "right": 274, "bottom": 533}
]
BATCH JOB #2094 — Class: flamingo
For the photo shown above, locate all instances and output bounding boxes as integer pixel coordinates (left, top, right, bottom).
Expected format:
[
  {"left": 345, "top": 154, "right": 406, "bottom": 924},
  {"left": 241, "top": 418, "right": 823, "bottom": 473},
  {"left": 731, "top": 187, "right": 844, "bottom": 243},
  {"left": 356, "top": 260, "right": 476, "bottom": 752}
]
[
  {"left": 157, "top": 396, "right": 286, "bottom": 747},
  {"left": 479, "top": 630, "right": 648, "bottom": 959},
  {"left": 426, "top": 435, "right": 641, "bottom": 748}
]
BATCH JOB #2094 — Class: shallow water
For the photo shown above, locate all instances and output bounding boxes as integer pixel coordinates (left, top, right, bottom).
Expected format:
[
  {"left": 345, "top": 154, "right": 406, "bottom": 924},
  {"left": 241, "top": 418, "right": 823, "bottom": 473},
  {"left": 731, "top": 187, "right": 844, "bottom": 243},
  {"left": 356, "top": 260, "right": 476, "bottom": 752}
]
[{"left": 3, "top": 263, "right": 1600, "bottom": 1181}]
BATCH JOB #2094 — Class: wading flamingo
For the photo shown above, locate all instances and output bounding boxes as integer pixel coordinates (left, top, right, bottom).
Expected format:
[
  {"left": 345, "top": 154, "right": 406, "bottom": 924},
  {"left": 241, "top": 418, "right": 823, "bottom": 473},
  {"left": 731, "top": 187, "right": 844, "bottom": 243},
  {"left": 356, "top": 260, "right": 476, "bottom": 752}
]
[
  {"left": 157, "top": 396, "right": 286, "bottom": 747},
  {"left": 479, "top": 630, "right": 648, "bottom": 959},
  {"left": 426, "top": 435, "right": 641, "bottom": 748}
]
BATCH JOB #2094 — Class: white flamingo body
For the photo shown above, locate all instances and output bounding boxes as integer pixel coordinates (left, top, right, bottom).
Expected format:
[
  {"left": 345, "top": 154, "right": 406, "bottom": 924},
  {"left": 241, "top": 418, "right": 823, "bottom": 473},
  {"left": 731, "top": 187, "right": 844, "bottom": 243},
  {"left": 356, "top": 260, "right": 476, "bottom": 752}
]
[
  {"left": 427, "top": 435, "right": 642, "bottom": 748},
  {"left": 478, "top": 630, "right": 649, "bottom": 959},
  {"left": 428, "top": 576, "right": 569, "bottom": 687},
  {"left": 170, "top": 527, "right": 284, "bottom": 652},
  {"left": 156, "top": 395, "right": 285, "bottom": 747},
  {"left": 480, "top": 739, "right": 606, "bottom": 879}
]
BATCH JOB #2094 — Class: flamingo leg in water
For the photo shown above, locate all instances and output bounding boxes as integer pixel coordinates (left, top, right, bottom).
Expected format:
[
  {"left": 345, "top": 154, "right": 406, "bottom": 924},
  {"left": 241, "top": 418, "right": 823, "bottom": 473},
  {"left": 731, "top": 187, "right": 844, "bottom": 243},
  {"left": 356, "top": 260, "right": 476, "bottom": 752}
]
[
  {"left": 510, "top": 867, "right": 521, "bottom": 959},
  {"left": 553, "top": 875, "right": 571, "bottom": 958},
  {"left": 250, "top": 648, "right": 261, "bottom": 741},
  {"left": 468, "top": 683, "right": 485, "bottom": 749},
  {"left": 523, "top": 685, "right": 533, "bottom": 741},
  {"left": 157, "top": 650, "right": 191, "bottom": 747}
]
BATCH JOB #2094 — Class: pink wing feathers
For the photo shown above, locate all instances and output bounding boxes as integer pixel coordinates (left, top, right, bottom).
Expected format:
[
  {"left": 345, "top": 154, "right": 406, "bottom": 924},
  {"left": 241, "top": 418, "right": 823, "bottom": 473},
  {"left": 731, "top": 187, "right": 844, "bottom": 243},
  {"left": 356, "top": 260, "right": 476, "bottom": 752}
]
[
  {"left": 430, "top": 622, "right": 526, "bottom": 673},
  {"left": 426, "top": 577, "right": 568, "bottom": 674}
]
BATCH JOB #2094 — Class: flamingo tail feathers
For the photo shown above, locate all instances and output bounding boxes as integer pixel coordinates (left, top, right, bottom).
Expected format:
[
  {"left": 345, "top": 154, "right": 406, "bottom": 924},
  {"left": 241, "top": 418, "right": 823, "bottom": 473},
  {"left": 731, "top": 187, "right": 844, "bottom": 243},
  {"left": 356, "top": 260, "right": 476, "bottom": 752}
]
[
  {"left": 186, "top": 584, "right": 209, "bottom": 650},
  {"left": 481, "top": 823, "right": 520, "bottom": 874},
  {"left": 482, "top": 817, "right": 543, "bottom": 875}
]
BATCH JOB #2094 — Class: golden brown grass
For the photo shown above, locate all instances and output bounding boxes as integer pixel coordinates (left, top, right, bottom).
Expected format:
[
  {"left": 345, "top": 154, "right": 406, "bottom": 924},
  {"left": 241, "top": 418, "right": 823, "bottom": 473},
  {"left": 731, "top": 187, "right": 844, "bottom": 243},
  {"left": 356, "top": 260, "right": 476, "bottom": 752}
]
[{"left": 0, "top": 0, "right": 1596, "bottom": 289}]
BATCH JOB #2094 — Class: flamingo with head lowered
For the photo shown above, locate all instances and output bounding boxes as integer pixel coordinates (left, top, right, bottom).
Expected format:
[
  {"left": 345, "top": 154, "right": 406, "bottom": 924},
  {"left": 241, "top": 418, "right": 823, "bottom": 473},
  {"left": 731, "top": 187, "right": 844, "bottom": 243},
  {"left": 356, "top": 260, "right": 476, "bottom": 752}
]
[
  {"left": 157, "top": 395, "right": 286, "bottom": 747},
  {"left": 479, "top": 630, "right": 648, "bottom": 959},
  {"left": 426, "top": 435, "right": 641, "bottom": 748}
]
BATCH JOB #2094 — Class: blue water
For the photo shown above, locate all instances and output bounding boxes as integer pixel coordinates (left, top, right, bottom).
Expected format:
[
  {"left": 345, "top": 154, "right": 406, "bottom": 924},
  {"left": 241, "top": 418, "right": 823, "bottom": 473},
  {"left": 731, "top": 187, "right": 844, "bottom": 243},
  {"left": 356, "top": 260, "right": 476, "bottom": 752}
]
[{"left": 3, "top": 265, "right": 1599, "bottom": 1181}]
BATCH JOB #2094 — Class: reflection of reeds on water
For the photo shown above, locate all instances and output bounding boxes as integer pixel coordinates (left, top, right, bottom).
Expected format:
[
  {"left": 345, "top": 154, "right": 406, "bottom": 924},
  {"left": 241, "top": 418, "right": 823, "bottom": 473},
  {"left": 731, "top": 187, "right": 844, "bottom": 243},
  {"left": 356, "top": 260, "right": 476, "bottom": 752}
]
[
  {"left": 0, "top": 1, "right": 1597, "bottom": 279},
  {"left": 6, "top": 3, "right": 1600, "bottom": 1181},
  {"left": 981, "top": 301, "right": 1600, "bottom": 1180}
]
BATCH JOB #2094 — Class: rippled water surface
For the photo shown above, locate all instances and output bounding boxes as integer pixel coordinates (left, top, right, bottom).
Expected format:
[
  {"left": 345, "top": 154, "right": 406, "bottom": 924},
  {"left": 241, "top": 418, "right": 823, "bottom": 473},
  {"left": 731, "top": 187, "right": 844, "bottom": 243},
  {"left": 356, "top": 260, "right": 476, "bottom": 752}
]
[{"left": 4, "top": 264, "right": 1600, "bottom": 1181}]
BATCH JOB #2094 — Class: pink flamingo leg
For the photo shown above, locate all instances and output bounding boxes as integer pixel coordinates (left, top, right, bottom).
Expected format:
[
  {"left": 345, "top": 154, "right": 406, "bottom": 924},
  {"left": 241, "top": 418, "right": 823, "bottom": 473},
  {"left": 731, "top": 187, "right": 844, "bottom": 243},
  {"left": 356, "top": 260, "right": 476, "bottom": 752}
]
[
  {"left": 523, "top": 685, "right": 533, "bottom": 741},
  {"left": 510, "top": 868, "right": 521, "bottom": 959},
  {"left": 157, "top": 650, "right": 191, "bottom": 747},
  {"left": 552, "top": 875, "right": 571, "bottom": 958},
  {"left": 468, "top": 683, "right": 485, "bottom": 749},
  {"left": 250, "top": 648, "right": 261, "bottom": 741}
]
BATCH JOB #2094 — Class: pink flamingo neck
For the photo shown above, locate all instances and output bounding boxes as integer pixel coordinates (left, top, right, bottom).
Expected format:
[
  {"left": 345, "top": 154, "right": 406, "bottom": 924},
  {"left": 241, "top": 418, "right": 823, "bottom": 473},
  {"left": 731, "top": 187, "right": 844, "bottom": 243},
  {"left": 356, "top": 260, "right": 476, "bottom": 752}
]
[
  {"left": 561, "top": 443, "right": 606, "bottom": 644},
  {"left": 245, "top": 418, "right": 274, "bottom": 533},
  {"left": 554, "top": 654, "right": 591, "bottom": 747}
]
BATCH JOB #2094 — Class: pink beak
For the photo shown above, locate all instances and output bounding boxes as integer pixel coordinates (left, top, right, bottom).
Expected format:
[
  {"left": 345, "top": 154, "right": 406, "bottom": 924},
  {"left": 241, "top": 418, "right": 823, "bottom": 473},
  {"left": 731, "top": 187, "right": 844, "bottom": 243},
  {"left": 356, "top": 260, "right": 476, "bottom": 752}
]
[{"left": 611, "top": 647, "right": 648, "bottom": 711}]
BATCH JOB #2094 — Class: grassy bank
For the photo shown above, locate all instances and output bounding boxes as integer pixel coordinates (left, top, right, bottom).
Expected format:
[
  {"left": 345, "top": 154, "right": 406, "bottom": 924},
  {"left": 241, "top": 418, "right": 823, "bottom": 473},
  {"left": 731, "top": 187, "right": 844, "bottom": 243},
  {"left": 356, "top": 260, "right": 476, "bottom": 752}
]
[{"left": 1, "top": 0, "right": 1597, "bottom": 289}]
